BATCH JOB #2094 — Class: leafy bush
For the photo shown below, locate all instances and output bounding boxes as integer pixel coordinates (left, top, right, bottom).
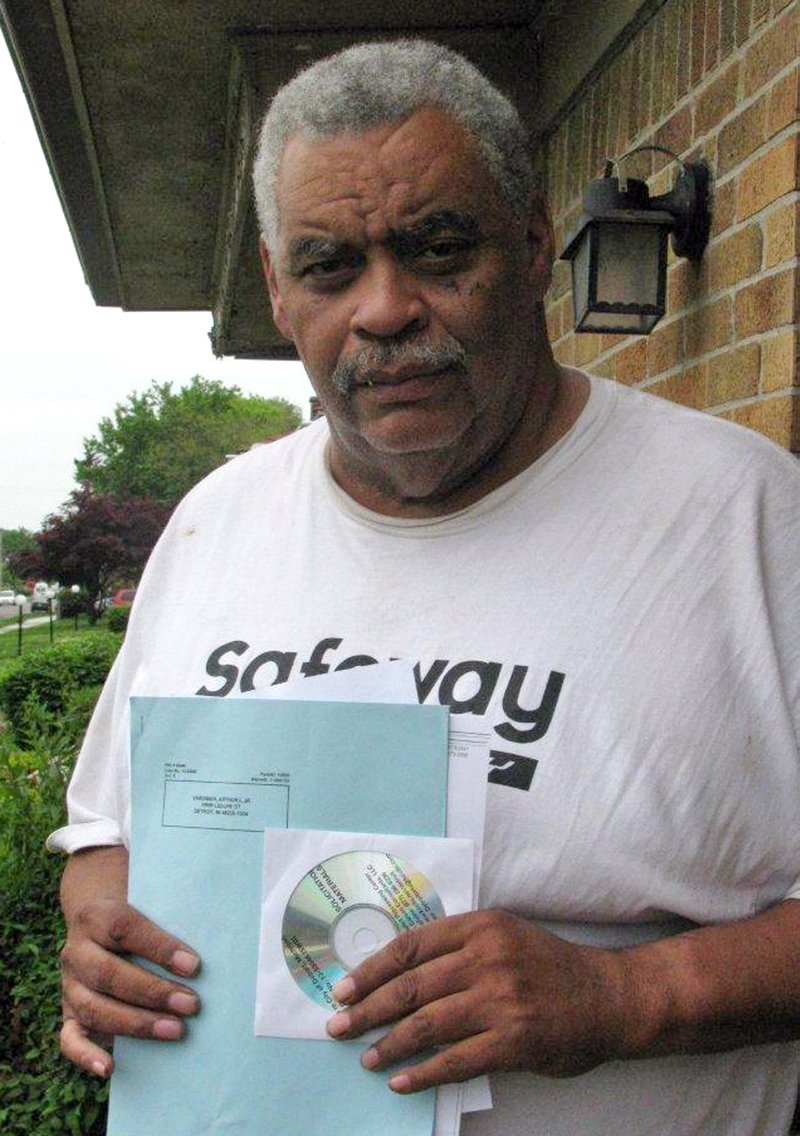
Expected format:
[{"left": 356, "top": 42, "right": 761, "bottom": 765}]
[
  {"left": 0, "top": 634, "right": 120, "bottom": 743},
  {"left": 105, "top": 604, "right": 131, "bottom": 634},
  {"left": 56, "top": 590, "right": 84, "bottom": 620},
  {"left": 0, "top": 726, "right": 109, "bottom": 1135}
]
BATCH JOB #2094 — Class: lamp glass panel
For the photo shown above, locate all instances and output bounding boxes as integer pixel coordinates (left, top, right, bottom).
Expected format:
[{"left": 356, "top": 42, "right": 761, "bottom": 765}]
[
  {"left": 595, "top": 223, "right": 663, "bottom": 308},
  {"left": 571, "top": 229, "right": 591, "bottom": 325},
  {"left": 579, "top": 310, "right": 660, "bottom": 333}
]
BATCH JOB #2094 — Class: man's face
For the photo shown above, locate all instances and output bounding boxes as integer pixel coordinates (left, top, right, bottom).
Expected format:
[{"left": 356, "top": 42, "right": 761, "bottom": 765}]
[{"left": 261, "top": 107, "right": 554, "bottom": 513}]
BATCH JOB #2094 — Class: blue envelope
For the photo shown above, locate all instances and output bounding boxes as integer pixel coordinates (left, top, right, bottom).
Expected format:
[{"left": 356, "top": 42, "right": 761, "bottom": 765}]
[{"left": 107, "top": 696, "right": 450, "bottom": 1136}]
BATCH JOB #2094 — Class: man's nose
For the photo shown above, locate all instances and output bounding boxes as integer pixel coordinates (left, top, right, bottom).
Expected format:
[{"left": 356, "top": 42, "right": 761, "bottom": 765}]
[{"left": 349, "top": 256, "right": 428, "bottom": 340}]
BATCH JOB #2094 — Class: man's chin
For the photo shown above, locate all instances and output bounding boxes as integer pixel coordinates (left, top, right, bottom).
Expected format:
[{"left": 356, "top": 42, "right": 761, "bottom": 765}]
[{"left": 358, "top": 415, "right": 471, "bottom": 458}]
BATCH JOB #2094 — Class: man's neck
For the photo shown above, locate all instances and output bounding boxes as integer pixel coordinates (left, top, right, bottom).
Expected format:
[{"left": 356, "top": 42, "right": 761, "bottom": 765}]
[{"left": 327, "top": 363, "right": 590, "bottom": 519}]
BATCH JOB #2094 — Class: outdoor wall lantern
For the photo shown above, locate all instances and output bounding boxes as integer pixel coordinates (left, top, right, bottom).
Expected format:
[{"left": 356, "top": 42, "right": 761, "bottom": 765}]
[{"left": 560, "top": 147, "right": 711, "bottom": 335}]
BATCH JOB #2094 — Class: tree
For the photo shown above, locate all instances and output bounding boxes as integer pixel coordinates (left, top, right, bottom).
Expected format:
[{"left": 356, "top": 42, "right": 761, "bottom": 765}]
[
  {"left": 75, "top": 377, "right": 302, "bottom": 508},
  {"left": 1, "top": 527, "right": 36, "bottom": 590},
  {"left": 16, "top": 487, "right": 170, "bottom": 616}
]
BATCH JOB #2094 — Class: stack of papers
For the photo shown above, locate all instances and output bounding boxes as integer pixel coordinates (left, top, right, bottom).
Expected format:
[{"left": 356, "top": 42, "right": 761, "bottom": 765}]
[{"left": 107, "top": 662, "right": 490, "bottom": 1136}]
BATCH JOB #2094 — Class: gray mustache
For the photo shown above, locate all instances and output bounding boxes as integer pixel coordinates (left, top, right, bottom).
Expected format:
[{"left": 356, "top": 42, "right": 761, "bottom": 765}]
[{"left": 332, "top": 338, "right": 467, "bottom": 395}]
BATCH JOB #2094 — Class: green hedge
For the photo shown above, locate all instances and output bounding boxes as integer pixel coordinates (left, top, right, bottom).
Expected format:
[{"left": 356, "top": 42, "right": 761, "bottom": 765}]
[
  {"left": 0, "top": 711, "right": 109, "bottom": 1135},
  {"left": 0, "top": 634, "right": 121, "bottom": 744},
  {"left": 105, "top": 604, "right": 131, "bottom": 634}
]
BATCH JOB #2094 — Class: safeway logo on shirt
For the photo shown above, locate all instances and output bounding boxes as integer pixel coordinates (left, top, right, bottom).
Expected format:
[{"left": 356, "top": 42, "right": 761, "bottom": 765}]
[{"left": 195, "top": 636, "right": 565, "bottom": 793}]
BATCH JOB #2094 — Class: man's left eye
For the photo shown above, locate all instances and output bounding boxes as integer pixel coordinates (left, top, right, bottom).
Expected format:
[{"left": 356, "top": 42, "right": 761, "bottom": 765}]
[
  {"left": 305, "top": 258, "right": 347, "bottom": 276},
  {"left": 413, "top": 240, "right": 474, "bottom": 271}
]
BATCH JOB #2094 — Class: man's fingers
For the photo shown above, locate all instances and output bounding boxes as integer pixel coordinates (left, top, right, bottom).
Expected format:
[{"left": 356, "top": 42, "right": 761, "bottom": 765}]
[
  {"left": 60, "top": 1017, "right": 115, "bottom": 1078},
  {"left": 386, "top": 1032, "right": 499, "bottom": 1094},
  {"left": 328, "top": 950, "right": 468, "bottom": 1040},
  {"left": 62, "top": 982, "right": 189, "bottom": 1047},
  {"left": 358, "top": 990, "right": 485, "bottom": 1071},
  {"left": 333, "top": 918, "right": 468, "bottom": 1005},
  {"left": 62, "top": 937, "right": 200, "bottom": 1017},
  {"left": 71, "top": 898, "right": 200, "bottom": 975}
]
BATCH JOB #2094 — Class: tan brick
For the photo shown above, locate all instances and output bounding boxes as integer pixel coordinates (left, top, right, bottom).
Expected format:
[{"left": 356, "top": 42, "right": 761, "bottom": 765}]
[
  {"left": 575, "top": 331, "right": 604, "bottom": 366},
  {"left": 766, "top": 67, "right": 800, "bottom": 138},
  {"left": 720, "top": 0, "right": 736, "bottom": 59},
  {"left": 736, "top": 135, "right": 799, "bottom": 221},
  {"left": 591, "top": 355, "right": 618, "bottom": 380},
  {"left": 663, "top": 1, "right": 680, "bottom": 112},
  {"left": 646, "top": 316, "right": 684, "bottom": 375},
  {"left": 601, "top": 332, "right": 628, "bottom": 353},
  {"left": 655, "top": 105, "right": 694, "bottom": 159},
  {"left": 704, "top": 0, "right": 720, "bottom": 72},
  {"left": 551, "top": 258, "right": 572, "bottom": 302},
  {"left": 727, "top": 393, "right": 799, "bottom": 449},
  {"left": 707, "top": 343, "right": 761, "bottom": 404},
  {"left": 711, "top": 178, "right": 736, "bottom": 236},
  {"left": 735, "top": 266, "right": 797, "bottom": 336},
  {"left": 696, "top": 62, "right": 740, "bottom": 138},
  {"left": 639, "top": 20, "right": 655, "bottom": 128},
  {"left": 553, "top": 335, "right": 576, "bottom": 366},
  {"left": 615, "top": 337, "right": 648, "bottom": 385},
  {"left": 545, "top": 301, "right": 562, "bottom": 344},
  {"left": 718, "top": 97, "right": 767, "bottom": 176},
  {"left": 691, "top": 0, "right": 707, "bottom": 87},
  {"left": 628, "top": 36, "right": 642, "bottom": 139},
  {"left": 761, "top": 328, "right": 799, "bottom": 392},
  {"left": 615, "top": 50, "right": 634, "bottom": 156},
  {"left": 677, "top": 0, "right": 692, "bottom": 97},
  {"left": 551, "top": 216, "right": 567, "bottom": 258},
  {"left": 648, "top": 363, "right": 707, "bottom": 409},
  {"left": 736, "top": 0, "right": 751, "bottom": 46},
  {"left": 750, "top": 0, "right": 770, "bottom": 27},
  {"left": 685, "top": 295, "right": 734, "bottom": 356},
  {"left": 765, "top": 201, "right": 800, "bottom": 267},
  {"left": 743, "top": 9, "right": 799, "bottom": 98},
  {"left": 667, "top": 257, "right": 708, "bottom": 309},
  {"left": 559, "top": 293, "right": 574, "bottom": 336},
  {"left": 707, "top": 224, "right": 763, "bottom": 291}
]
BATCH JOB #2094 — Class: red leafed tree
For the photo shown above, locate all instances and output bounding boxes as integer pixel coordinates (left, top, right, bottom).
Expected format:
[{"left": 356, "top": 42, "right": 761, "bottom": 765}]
[{"left": 16, "top": 486, "right": 169, "bottom": 617}]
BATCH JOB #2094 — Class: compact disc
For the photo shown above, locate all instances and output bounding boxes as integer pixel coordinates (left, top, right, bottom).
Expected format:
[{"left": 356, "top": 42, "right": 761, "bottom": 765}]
[{"left": 281, "top": 850, "right": 445, "bottom": 1011}]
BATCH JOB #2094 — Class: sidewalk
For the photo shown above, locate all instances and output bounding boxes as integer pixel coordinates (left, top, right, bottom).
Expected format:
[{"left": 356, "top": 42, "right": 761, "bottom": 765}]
[{"left": 0, "top": 615, "right": 52, "bottom": 636}]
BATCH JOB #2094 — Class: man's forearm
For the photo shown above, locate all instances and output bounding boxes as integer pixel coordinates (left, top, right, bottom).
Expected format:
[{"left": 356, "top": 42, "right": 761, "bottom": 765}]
[{"left": 620, "top": 897, "right": 800, "bottom": 1059}]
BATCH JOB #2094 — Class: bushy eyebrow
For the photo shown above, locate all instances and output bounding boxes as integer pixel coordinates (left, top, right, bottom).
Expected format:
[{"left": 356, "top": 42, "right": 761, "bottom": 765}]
[
  {"left": 286, "top": 236, "right": 347, "bottom": 271},
  {"left": 396, "top": 210, "right": 480, "bottom": 243},
  {"left": 285, "top": 209, "right": 481, "bottom": 272},
  {"left": 392, "top": 210, "right": 480, "bottom": 256}
]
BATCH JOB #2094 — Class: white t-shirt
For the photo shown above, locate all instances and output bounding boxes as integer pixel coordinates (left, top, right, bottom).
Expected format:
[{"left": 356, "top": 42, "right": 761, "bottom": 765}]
[{"left": 51, "top": 372, "right": 800, "bottom": 1135}]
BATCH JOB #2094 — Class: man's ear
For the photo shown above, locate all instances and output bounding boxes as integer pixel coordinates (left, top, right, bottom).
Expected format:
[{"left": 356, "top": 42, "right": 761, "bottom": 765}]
[
  {"left": 525, "top": 191, "right": 556, "bottom": 300},
  {"left": 259, "top": 237, "right": 293, "bottom": 341}
]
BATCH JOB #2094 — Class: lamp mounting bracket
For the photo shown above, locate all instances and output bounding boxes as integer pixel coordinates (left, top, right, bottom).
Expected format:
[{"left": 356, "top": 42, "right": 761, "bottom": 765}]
[{"left": 650, "top": 161, "right": 711, "bottom": 262}]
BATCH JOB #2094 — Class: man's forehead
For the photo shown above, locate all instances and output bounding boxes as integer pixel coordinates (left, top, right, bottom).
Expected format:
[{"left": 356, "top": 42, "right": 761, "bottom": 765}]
[{"left": 274, "top": 109, "right": 496, "bottom": 234}]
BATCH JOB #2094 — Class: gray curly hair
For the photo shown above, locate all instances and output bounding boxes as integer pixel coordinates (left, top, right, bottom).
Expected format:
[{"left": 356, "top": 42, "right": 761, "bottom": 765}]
[{"left": 253, "top": 39, "right": 534, "bottom": 250}]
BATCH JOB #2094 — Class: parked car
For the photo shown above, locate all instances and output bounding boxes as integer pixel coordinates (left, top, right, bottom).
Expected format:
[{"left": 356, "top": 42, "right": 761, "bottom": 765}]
[
  {"left": 0, "top": 588, "right": 18, "bottom": 607},
  {"left": 112, "top": 587, "right": 137, "bottom": 606},
  {"left": 31, "top": 581, "right": 54, "bottom": 611}
]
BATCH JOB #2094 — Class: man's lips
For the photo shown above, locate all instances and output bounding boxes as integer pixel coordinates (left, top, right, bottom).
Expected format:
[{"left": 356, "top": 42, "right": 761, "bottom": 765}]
[{"left": 352, "top": 366, "right": 455, "bottom": 402}]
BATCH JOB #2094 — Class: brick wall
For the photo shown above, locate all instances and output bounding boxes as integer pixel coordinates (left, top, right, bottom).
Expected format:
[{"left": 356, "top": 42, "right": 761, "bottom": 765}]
[{"left": 542, "top": 0, "right": 799, "bottom": 452}]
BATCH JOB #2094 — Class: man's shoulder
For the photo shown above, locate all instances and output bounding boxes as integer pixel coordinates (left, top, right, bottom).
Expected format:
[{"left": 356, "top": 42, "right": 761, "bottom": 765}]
[
  {"left": 596, "top": 374, "right": 799, "bottom": 483},
  {"left": 176, "top": 417, "right": 329, "bottom": 510}
]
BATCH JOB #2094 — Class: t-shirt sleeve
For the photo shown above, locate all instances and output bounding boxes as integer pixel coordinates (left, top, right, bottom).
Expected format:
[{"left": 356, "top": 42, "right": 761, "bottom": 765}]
[{"left": 46, "top": 651, "right": 131, "bottom": 854}]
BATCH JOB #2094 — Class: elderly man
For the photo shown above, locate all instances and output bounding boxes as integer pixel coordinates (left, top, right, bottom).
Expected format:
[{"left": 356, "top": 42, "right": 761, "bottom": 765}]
[{"left": 53, "top": 40, "right": 800, "bottom": 1135}]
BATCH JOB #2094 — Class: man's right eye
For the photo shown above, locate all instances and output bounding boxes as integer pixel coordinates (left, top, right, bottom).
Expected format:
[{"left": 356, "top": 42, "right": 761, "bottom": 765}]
[{"left": 300, "top": 256, "right": 359, "bottom": 286}]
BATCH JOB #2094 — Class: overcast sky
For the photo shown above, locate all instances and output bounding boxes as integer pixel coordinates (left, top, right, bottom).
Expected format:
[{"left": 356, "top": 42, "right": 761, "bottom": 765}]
[{"left": 0, "top": 37, "right": 314, "bottom": 533}]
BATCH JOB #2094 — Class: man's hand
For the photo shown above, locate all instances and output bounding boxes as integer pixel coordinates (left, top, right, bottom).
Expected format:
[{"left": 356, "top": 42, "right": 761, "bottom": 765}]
[
  {"left": 325, "top": 909, "right": 631, "bottom": 1093},
  {"left": 59, "top": 846, "right": 201, "bottom": 1078}
]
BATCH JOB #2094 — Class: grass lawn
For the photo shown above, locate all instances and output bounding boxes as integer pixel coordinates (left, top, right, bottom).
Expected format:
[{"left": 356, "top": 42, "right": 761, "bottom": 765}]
[{"left": 0, "top": 616, "right": 104, "bottom": 663}]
